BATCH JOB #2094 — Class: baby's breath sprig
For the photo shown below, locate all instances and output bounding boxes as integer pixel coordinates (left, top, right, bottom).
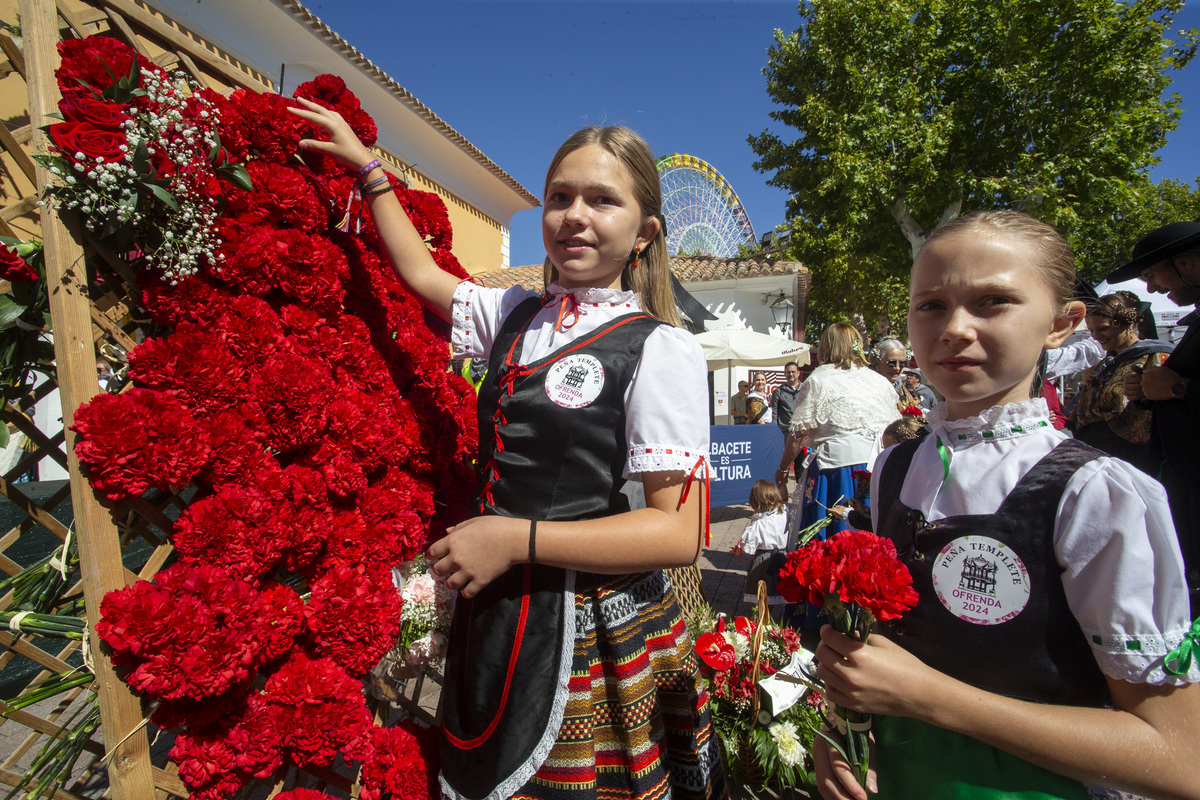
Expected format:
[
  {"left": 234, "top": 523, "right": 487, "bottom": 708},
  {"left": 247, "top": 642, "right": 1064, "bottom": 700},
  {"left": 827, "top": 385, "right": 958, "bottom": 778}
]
[{"left": 37, "top": 65, "right": 250, "bottom": 284}]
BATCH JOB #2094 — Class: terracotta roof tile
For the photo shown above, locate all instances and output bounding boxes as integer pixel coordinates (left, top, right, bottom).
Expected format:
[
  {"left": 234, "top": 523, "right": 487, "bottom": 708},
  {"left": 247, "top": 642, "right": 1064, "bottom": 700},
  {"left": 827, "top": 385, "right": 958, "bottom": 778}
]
[{"left": 472, "top": 256, "right": 806, "bottom": 292}]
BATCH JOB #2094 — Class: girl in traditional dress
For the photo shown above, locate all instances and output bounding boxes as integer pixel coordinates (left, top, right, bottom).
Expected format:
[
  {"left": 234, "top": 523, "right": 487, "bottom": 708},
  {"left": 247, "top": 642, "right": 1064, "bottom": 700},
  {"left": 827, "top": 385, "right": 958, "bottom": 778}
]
[
  {"left": 290, "top": 102, "right": 725, "bottom": 800},
  {"left": 813, "top": 210, "right": 1200, "bottom": 800}
]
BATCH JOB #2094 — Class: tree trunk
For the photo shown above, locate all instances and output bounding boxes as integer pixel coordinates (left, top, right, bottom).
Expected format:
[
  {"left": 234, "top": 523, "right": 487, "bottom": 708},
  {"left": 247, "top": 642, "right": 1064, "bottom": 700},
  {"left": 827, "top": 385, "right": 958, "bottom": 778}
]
[{"left": 891, "top": 198, "right": 963, "bottom": 260}]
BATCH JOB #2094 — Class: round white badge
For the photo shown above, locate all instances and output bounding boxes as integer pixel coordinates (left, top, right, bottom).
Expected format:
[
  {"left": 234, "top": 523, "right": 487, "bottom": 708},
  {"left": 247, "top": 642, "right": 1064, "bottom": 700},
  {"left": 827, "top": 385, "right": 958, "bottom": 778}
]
[
  {"left": 931, "top": 535, "right": 1030, "bottom": 626},
  {"left": 544, "top": 354, "right": 605, "bottom": 409}
]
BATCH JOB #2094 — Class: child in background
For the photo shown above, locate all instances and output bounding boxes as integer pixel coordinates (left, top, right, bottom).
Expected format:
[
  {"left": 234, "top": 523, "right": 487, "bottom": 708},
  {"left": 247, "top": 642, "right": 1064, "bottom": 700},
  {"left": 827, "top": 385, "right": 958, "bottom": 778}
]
[
  {"left": 813, "top": 210, "right": 1200, "bottom": 800},
  {"left": 732, "top": 479, "right": 789, "bottom": 608}
]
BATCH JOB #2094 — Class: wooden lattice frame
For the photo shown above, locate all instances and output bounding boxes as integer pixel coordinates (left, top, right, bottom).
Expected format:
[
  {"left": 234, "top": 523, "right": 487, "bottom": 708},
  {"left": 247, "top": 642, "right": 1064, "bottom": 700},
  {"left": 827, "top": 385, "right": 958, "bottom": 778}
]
[{"left": 0, "top": 1, "right": 438, "bottom": 798}]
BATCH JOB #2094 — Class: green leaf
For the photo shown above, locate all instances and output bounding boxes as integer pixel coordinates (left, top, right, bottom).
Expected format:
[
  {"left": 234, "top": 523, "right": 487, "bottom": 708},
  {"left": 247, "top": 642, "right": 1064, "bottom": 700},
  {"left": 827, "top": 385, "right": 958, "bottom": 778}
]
[
  {"left": 208, "top": 137, "right": 224, "bottom": 164},
  {"left": 0, "top": 423, "right": 8, "bottom": 451},
  {"left": 130, "top": 141, "right": 150, "bottom": 176},
  {"left": 144, "top": 183, "right": 180, "bottom": 211},
  {"left": 217, "top": 163, "right": 253, "bottom": 192},
  {"left": 0, "top": 297, "right": 28, "bottom": 327}
]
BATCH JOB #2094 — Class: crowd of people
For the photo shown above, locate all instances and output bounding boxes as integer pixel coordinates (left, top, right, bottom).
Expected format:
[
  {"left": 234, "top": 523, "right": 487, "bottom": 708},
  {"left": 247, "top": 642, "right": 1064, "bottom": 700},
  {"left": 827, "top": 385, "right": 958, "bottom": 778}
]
[{"left": 295, "top": 92, "right": 1198, "bottom": 800}]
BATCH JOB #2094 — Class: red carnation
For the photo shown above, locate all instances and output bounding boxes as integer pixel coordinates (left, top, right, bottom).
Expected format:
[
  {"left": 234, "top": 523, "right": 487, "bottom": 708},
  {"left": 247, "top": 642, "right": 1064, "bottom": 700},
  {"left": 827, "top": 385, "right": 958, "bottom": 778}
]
[
  {"left": 303, "top": 562, "right": 403, "bottom": 676},
  {"left": 127, "top": 325, "right": 248, "bottom": 415},
  {"left": 251, "top": 652, "right": 374, "bottom": 768},
  {"left": 224, "top": 161, "right": 325, "bottom": 233},
  {"left": 170, "top": 728, "right": 248, "bottom": 800},
  {"left": 293, "top": 74, "right": 378, "bottom": 148},
  {"left": 56, "top": 36, "right": 161, "bottom": 100},
  {"left": 72, "top": 388, "right": 211, "bottom": 500},
  {"left": 777, "top": 529, "right": 918, "bottom": 621},
  {"left": 358, "top": 721, "right": 440, "bottom": 800},
  {"left": 140, "top": 271, "right": 230, "bottom": 326},
  {"left": 251, "top": 350, "right": 336, "bottom": 452},
  {"left": 97, "top": 564, "right": 302, "bottom": 701},
  {"left": 227, "top": 89, "right": 302, "bottom": 164}
]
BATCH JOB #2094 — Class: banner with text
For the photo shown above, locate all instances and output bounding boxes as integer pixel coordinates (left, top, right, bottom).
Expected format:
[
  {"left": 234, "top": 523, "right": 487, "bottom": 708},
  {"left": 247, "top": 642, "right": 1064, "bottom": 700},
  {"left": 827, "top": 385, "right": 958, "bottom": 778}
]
[{"left": 709, "top": 424, "right": 784, "bottom": 508}]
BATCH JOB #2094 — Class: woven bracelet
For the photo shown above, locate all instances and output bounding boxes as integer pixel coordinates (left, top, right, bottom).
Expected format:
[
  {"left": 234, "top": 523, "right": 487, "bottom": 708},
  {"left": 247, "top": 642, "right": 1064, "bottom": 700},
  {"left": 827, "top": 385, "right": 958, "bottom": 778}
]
[{"left": 356, "top": 159, "right": 382, "bottom": 181}]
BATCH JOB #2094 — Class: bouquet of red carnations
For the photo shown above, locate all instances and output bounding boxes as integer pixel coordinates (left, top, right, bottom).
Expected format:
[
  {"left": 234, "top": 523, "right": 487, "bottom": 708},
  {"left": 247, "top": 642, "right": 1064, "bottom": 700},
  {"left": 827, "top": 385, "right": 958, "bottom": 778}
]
[{"left": 777, "top": 529, "right": 918, "bottom": 787}]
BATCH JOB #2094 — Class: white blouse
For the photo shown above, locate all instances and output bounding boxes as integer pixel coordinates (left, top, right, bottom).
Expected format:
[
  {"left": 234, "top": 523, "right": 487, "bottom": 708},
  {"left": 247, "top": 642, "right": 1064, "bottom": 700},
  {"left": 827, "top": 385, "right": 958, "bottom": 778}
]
[
  {"left": 740, "top": 508, "right": 788, "bottom": 555},
  {"left": 451, "top": 281, "right": 710, "bottom": 479},
  {"left": 871, "top": 398, "right": 1198, "bottom": 686},
  {"left": 788, "top": 364, "right": 900, "bottom": 469}
]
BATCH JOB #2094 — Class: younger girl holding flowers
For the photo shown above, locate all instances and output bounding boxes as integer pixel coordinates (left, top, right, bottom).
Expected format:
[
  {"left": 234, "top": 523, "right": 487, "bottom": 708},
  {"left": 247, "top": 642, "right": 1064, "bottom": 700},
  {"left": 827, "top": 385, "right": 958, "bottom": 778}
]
[
  {"left": 289, "top": 100, "right": 725, "bottom": 800},
  {"left": 814, "top": 211, "right": 1200, "bottom": 800}
]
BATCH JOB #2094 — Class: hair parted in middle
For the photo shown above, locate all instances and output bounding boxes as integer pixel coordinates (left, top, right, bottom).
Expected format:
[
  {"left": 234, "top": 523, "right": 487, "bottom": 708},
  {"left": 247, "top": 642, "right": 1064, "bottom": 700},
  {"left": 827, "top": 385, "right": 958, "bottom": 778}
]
[
  {"left": 921, "top": 209, "right": 1077, "bottom": 311},
  {"left": 541, "top": 125, "right": 679, "bottom": 327},
  {"left": 817, "top": 322, "right": 869, "bottom": 370}
]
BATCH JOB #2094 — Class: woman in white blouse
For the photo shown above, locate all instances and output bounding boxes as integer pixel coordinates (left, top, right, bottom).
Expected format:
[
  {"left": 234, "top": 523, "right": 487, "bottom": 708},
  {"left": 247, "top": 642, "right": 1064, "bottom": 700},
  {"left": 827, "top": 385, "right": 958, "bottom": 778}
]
[{"left": 775, "top": 323, "right": 899, "bottom": 539}]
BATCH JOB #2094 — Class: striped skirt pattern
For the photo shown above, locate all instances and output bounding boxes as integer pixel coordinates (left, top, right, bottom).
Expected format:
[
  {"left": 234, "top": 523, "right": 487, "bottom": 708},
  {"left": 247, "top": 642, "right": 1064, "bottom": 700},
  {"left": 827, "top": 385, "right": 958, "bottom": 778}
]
[{"left": 512, "top": 570, "right": 728, "bottom": 800}]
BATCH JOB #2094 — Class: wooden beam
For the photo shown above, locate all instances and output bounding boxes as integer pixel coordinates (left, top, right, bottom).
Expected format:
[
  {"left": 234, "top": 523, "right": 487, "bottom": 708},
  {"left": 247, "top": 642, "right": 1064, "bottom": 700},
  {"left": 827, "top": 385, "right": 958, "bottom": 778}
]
[
  {"left": 0, "top": 767, "right": 88, "bottom": 800},
  {"left": 20, "top": 3, "right": 156, "bottom": 798},
  {"left": 0, "top": 196, "right": 38, "bottom": 222},
  {"left": 174, "top": 50, "right": 209, "bottom": 89},
  {"left": 102, "top": 9, "right": 151, "bottom": 59},
  {"left": 0, "top": 631, "right": 75, "bottom": 674},
  {"left": 0, "top": 34, "right": 24, "bottom": 81},
  {"left": 55, "top": 1, "right": 91, "bottom": 40},
  {"left": 0, "top": 123, "right": 38, "bottom": 185}
]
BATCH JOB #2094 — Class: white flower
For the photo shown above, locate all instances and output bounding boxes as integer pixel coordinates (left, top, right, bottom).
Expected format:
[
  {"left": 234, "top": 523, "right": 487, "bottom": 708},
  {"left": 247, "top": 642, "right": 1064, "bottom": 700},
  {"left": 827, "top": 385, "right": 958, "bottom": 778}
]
[
  {"left": 724, "top": 630, "right": 751, "bottom": 663},
  {"left": 770, "top": 721, "right": 806, "bottom": 767}
]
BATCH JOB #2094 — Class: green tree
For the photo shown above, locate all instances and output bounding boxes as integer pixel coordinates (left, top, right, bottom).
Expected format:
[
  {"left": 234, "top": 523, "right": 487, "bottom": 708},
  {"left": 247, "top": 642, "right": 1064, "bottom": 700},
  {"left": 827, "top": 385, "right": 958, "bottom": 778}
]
[{"left": 750, "top": 0, "right": 1196, "bottom": 338}]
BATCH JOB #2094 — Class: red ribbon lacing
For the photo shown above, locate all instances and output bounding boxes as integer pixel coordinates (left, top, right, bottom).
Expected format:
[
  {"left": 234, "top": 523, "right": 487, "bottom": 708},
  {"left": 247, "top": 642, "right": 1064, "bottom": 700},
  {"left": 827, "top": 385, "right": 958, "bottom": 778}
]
[
  {"left": 677, "top": 455, "right": 711, "bottom": 547},
  {"left": 541, "top": 291, "right": 581, "bottom": 332}
]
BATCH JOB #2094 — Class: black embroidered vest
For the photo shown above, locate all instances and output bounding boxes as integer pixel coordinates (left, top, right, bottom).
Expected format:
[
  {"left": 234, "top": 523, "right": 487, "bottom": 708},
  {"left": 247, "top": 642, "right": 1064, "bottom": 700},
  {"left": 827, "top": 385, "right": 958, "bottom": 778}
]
[
  {"left": 441, "top": 298, "right": 664, "bottom": 800},
  {"left": 475, "top": 297, "right": 663, "bottom": 521},
  {"left": 875, "top": 438, "right": 1110, "bottom": 708}
]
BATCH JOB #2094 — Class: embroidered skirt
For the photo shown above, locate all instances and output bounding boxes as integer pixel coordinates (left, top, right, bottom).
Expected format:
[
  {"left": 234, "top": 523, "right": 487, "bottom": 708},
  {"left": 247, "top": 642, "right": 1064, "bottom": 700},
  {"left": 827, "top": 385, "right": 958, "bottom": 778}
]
[{"left": 511, "top": 570, "right": 728, "bottom": 800}]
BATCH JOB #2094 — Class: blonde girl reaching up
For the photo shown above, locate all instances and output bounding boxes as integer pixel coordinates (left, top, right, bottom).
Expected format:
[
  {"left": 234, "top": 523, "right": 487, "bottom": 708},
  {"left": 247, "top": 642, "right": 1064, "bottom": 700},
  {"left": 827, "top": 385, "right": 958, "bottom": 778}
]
[{"left": 289, "top": 101, "right": 726, "bottom": 800}]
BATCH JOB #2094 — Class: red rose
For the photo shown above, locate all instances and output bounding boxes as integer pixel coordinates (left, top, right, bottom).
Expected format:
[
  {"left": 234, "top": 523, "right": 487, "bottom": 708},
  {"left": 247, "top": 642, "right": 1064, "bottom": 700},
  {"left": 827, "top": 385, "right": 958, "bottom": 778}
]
[
  {"left": 49, "top": 121, "right": 126, "bottom": 163},
  {"left": 60, "top": 96, "right": 128, "bottom": 131},
  {"left": 0, "top": 244, "right": 37, "bottom": 283}
]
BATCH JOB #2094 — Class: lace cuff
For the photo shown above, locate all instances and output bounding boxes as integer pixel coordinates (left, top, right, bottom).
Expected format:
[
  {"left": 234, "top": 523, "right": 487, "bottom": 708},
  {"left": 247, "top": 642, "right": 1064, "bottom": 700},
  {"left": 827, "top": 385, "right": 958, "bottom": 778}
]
[
  {"left": 450, "top": 280, "right": 479, "bottom": 359},
  {"left": 625, "top": 443, "right": 710, "bottom": 479},
  {"left": 1086, "top": 626, "right": 1200, "bottom": 686}
]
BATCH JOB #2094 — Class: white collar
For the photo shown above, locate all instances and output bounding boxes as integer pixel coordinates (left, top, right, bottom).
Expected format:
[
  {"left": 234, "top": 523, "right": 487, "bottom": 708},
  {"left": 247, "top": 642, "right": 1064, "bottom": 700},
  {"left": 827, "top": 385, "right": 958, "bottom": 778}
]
[
  {"left": 545, "top": 282, "right": 639, "bottom": 306},
  {"left": 928, "top": 398, "right": 1053, "bottom": 447}
]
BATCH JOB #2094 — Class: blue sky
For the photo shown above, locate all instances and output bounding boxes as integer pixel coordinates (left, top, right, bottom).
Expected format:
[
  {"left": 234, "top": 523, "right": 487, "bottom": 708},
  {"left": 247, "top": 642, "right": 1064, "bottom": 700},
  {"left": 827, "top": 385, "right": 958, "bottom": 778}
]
[{"left": 307, "top": 0, "right": 1200, "bottom": 268}]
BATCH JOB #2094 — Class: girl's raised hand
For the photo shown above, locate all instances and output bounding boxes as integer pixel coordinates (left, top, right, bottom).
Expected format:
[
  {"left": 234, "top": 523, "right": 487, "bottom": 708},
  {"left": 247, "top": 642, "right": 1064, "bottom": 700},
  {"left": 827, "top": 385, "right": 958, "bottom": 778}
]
[{"left": 287, "top": 96, "right": 375, "bottom": 172}]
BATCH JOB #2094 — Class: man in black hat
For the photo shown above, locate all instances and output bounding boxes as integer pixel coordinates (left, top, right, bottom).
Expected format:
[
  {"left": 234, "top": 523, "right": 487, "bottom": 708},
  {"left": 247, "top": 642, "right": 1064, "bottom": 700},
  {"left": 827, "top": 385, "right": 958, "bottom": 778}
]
[{"left": 1108, "top": 221, "right": 1200, "bottom": 613}]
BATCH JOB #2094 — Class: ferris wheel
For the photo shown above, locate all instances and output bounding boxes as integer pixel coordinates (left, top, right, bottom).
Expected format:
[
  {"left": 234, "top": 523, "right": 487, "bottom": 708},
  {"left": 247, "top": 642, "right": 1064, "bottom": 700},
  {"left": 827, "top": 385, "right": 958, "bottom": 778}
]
[{"left": 656, "top": 153, "right": 757, "bottom": 257}]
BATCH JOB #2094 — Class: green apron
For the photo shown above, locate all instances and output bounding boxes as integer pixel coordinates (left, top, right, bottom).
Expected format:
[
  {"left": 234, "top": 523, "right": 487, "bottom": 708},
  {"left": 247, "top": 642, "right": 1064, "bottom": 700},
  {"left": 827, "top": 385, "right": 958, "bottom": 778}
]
[{"left": 874, "top": 716, "right": 1090, "bottom": 800}]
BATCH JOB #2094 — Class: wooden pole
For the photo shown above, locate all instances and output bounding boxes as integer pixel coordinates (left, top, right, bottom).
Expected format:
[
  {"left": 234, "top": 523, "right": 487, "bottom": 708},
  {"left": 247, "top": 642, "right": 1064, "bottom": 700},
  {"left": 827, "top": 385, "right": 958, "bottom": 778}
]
[{"left": 18, "top": 2, "right": 157, "bottom": 798}]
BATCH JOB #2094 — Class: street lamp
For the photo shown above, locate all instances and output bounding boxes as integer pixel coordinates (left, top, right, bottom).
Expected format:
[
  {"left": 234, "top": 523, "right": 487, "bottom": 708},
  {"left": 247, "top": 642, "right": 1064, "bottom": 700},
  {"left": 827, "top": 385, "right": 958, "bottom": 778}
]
[{"left": 762, "top": 289, "right": 794, "bottom": 338}]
